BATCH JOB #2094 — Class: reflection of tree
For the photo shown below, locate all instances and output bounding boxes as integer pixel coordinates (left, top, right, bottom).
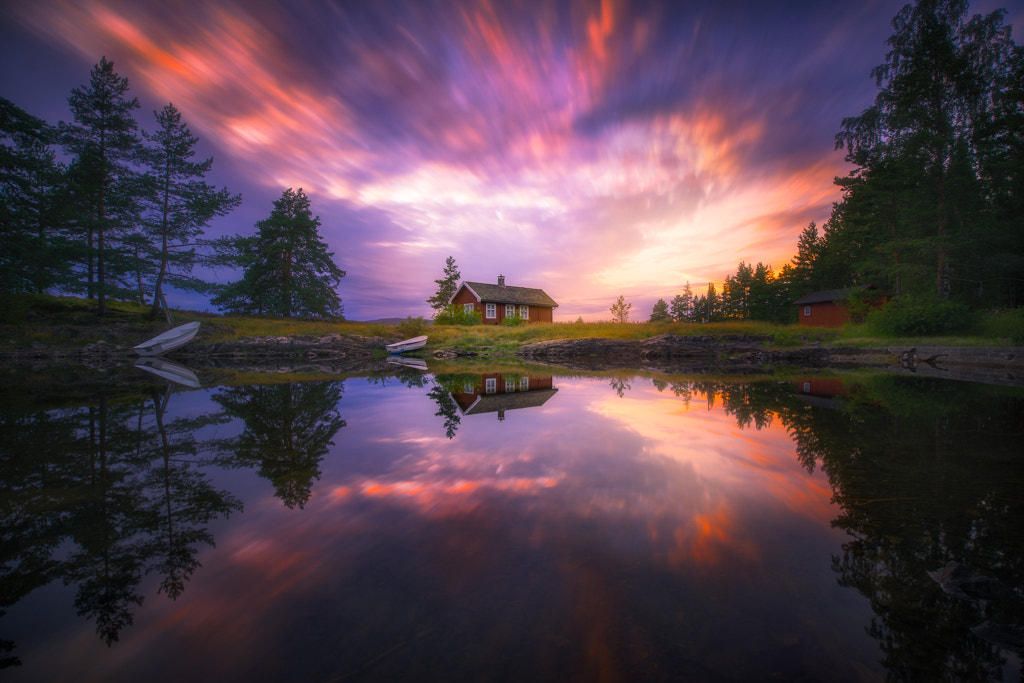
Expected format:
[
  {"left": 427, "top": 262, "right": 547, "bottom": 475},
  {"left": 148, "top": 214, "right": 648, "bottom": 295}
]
[
  {"left": 608, "top": 377, "right": 631, "bottom": 398},
  {"left": 212, "top": 382, "right": 346, "bottom": 508},
  {"left": 428, "top": 374, "right": 471, "bottom": 439},
  {"left": 0, "top": 388, "right": 239, "bottom": 656},
  {"left": 142, "top": 391, "right": 241, "bottom": 599},
  {"left": 704, "top": 375, "right": 1024, "bottom": 679}
]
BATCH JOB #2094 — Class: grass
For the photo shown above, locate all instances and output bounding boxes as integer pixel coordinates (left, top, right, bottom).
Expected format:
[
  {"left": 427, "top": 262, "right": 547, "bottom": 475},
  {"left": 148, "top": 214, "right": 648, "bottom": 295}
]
[{"left": 2, "top": 293, "right": 1021, "bottom": 351}]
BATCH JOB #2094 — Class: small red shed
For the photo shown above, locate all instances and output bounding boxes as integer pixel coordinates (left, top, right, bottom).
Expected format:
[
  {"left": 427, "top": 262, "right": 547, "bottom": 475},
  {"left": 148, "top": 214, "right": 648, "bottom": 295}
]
[
  {"left": 793, "top": 285, "right": 884, "bottom": 327},
  {"left": 450, "top": 275, "right": 558, "bottom": 324}
]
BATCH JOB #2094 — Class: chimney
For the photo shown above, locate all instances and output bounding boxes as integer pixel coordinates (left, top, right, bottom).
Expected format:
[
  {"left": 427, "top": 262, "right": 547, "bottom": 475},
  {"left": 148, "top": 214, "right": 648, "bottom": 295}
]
[{"left": 498, "top": 274, "right": 505, "bottom": 287}]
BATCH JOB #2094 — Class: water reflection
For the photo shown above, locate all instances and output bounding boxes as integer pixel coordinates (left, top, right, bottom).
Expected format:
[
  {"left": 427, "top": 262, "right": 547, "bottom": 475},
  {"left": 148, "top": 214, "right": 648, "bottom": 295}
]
[
  {"left": 0, "top": 369, "right": 1021, "bottom": 681},
  {"left": 211, "top": 382, "right": 346, "bottom": 509},
  {"left": 0, "top": 386, "right": 239, "bottom": 655}
]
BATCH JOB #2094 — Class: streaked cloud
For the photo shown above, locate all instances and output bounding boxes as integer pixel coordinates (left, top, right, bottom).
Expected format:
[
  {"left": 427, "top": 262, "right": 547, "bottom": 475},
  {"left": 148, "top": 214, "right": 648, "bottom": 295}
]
[{"left": 4, "top": 0, "right": 940, "bottom": 318}]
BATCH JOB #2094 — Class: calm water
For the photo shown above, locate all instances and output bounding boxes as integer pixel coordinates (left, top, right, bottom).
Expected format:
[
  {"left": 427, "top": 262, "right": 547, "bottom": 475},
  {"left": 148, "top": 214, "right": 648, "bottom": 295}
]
[{"left": 1, "top": 364, "right": 1022, "bottom": 682}]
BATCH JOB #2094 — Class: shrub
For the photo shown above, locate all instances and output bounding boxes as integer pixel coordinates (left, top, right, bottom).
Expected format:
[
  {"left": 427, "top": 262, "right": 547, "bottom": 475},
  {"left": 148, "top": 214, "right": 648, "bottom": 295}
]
[
  {"left": 434, "top": 304, "right": 482, "bottom": 325},
  {"left": 866, "top": 295, "right": 975, "bottom": 336},
  {"left": 396, "top": 316, "right": 429, "bottom": 338},
  {"left": 501, "top": 314, "right": 525, "bottom": 327}
]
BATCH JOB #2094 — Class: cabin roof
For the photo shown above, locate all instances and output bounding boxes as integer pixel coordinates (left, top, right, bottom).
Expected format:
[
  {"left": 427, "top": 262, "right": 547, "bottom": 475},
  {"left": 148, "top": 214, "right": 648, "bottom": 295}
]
[
  {"left": 793, "top": 285, "right": 877, "bottom": 305},
  {"left": 457, "top": 388, "right": 559, "bottom": 415},
  {"left": 456, "top": 281, "right": 559, "bottom": 307}
]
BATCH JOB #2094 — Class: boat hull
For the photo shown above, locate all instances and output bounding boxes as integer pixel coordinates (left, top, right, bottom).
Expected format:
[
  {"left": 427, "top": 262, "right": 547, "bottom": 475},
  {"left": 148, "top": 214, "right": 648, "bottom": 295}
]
[
  {"left": 133, "top": 321, "right": 201, "bottom": 357},
  {"left": 385, "top": 335, "right": 428, "bottom": 354}
]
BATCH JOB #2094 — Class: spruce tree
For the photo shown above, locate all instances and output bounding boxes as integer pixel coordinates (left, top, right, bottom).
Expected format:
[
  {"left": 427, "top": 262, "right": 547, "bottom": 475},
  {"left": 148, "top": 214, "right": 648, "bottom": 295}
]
[
  {"left": 213, "top": 188, "right": 345, "bottom": 318},
  {"left": 0, "top": 98, "right": 68, "bottom": 293},
  {"left": 426, "top": 255, "right": 461, "bottom": 312}
]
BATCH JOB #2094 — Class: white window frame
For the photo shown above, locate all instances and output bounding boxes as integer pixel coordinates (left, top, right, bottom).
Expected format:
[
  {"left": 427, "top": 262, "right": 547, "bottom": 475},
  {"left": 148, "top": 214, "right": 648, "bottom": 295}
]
[
  {"left": 463, "top": 382, "right": 475, "bottom": 394},
  {"left": 803, "top": 305, "right": 811, "bottom": 316},
  {"left": 519, "top": 305, "right": 528, "bottom": 319},
  {"left": 485, "top": 303, "right": 496, "bottom": 319},
  {"left": 505, "top": 378, "right": 516, "bottom": 392},
  {"left": 485, "top": 378, "right": 497, "bottom": 394},
  {"left": 519, "top": 376, "right": 529, "bottom": 390},
  {"left": 505, "top": 304, "right": 515, "bottom": 318},
  {"left": 464, "top": 303, "right": 475, "bottom": 315}
]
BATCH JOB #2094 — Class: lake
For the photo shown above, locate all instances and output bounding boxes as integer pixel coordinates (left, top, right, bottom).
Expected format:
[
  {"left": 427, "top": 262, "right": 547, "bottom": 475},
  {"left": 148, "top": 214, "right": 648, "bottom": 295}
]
[{"left": 1, "top": 363, "right": 1022, "bottom": 682}]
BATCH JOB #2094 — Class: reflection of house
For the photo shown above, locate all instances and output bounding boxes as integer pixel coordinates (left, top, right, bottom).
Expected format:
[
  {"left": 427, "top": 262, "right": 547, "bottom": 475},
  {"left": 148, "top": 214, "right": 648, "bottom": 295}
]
[
  {"left": 793, "top": 285, "right": 885, "bottom": 327},
  {"left": 450, "top": 275, "right": 558, "bottom": 324},
  {"left": 450, "top": 373, "right": 557, "bottom": 420},
  {"left": 795, "top": 377, "right": 848, "bottom": 409}
]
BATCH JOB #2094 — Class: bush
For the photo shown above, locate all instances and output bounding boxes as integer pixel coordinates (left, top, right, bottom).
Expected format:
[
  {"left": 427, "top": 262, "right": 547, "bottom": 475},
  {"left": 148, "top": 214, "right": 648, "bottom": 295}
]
[
  {"left": 866, "top": 295, "right": 975, "bottom": 336},
  {"left": 396, "top": 316, "right": 429, "bottom": 338},
  {"left": 501, "top": 314, "right": 525, "bottom": 327},
  {"left": 434, "top": 304, "right": 482, "bottom": 325}
]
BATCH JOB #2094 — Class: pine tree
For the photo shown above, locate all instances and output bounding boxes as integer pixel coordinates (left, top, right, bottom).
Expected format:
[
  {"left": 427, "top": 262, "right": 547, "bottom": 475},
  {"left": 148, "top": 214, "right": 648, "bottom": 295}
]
[
  {"left": 213, "top": 188, "right": 345, "bottom": 318},
  {"left": 141, "top": 103, "right": 240, "bottom": 321},
  {"left": 61, "top": 57, "right": 141, "bottom": 316},
  {"left": 426, "top": 256, "right": 461, "bottom": 312}
]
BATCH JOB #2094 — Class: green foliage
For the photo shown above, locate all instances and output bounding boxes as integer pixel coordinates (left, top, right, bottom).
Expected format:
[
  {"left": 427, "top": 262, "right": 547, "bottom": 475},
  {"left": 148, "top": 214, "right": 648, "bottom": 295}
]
[
  {"left": 397, "top": 316, "right": 429, "bottom": 338},
  {"left": 649, "top": 298, "right": 671, "bottom": 323},
  {"left": 770, "top": 328, "right": 802, "bottom": 347},
  {"left": 212, "top": 188, "right": 345, "bottom": 318},
  {"left": 433, "top": 304, "right": 481, "bottom": 325},
  {"left": 866, "top": 295, "right": 975, "bottom": 336},
  {"left": 501, "top": 314, "right": 525, "bottom": 327},
  {"left": 975, "top": 309, "right": 1024, "bottom": 344},
  {"left": 670, "top": 283, "right": 694, "bottom": 321},
  {"left": 833, "top": 1, "right": 1022, "bottom": 306},
  {"left": 426, "top": 256, "right": 461, "bottom": 312},
  {"left": 610, "top": 295, "right": 632, "bottom": 323}
]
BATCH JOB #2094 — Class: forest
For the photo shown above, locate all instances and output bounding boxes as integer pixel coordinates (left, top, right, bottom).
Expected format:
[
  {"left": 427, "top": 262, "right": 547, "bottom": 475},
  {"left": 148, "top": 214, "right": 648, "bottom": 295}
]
[
  {"left": 1, "top": 58, "right": 344, "bottom": 320},
  {"left": 651, "top": 0, "right": 1023, "bottom": 332}
]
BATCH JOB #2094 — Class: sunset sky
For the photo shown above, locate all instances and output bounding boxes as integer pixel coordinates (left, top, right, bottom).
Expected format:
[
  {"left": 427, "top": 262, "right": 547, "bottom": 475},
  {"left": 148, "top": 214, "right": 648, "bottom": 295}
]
[{"left": 2, "top": 0, "right": 1020, "bottom": 320}]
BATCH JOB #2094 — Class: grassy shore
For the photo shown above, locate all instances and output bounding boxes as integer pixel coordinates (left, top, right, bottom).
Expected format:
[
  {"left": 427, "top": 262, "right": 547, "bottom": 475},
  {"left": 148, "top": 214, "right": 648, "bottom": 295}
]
[{"left": 1, "top": 293, "right": 1021, "bottom": 350}]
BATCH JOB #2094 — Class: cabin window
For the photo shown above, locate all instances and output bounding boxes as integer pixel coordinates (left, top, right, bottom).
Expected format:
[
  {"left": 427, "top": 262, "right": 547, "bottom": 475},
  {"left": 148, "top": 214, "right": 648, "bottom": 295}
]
[
  {"left": 486, "top": 303, "right": 496, "bottom": 318},
  {"left": 505, "top": 378, "right": 516, "bottom": 392},
  {"left": 803, "top": 305, "right": 811, "bottom": 316},
  {"left": 463, "top": 382, "right": 474, "bottom": 394},
  {"left": 520, "top": 377, "right": 529, "bottom": 390},
  {"left": 803, "top": 382, "right": 811, "bottom": 393},
  {"left": 485, "top": 378, "right": 496, "bottom": 394},
  {"left": 505, "top": 304, "right": 515, "bottom": 318},
  {"left": 519, "top": 305, "right": 528, "bottom": 318},
  {"left": 464, "top": 303, "right": 474, "bottom": 315}
]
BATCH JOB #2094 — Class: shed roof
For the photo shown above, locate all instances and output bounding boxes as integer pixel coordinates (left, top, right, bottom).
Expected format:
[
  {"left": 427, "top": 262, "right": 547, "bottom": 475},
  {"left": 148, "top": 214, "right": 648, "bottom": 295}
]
[
  {"left": 456, "top": 281, "right": 559, "bottom": 307},
  {"left": 793, "top": 285, "right": 876, "bottom": 305}
]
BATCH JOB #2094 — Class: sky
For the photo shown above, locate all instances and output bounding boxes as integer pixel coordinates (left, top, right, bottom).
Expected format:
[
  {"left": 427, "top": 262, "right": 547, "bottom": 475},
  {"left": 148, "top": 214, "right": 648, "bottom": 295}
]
[{"left": 2, "top": 0, "right": 1021, "bottom": 321}]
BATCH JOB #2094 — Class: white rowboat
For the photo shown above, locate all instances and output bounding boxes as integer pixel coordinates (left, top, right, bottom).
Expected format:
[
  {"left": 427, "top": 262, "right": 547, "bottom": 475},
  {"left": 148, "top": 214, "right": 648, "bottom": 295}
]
[
  {"left": 385, "top": 335, "right": 428, "bottom": 354},
  {"left": 133, "top": 321, "right": 201, "bottom": 357}
]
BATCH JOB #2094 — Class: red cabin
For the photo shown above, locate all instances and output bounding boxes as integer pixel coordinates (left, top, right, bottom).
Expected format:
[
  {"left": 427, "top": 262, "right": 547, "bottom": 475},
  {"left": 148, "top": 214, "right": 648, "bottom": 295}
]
[
  {"left": 793, "top": 285, "right": 885, "bottom": 327},
  {"left": 450, "top": 275, "right": 558, "bottom": 324}
]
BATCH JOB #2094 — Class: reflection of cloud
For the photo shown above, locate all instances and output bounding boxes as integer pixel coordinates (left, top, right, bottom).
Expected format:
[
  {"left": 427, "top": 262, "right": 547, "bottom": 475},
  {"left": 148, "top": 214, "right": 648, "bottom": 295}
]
[{"left": 6, "top": 0, "right": 894, "bottom": 318}]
